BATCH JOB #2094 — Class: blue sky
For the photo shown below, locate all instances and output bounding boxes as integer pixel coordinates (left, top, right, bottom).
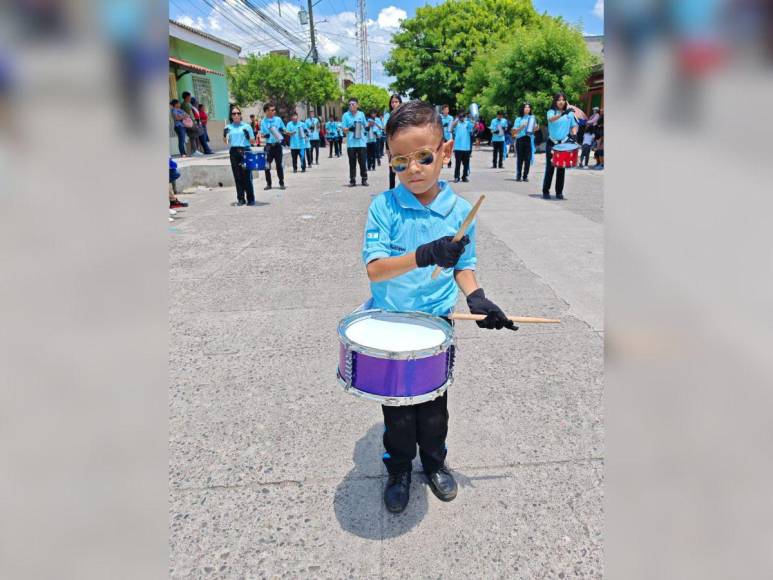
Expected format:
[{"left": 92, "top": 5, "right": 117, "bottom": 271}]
[{"left": 169, "top": 0, "right": 604, "bottom": 86}]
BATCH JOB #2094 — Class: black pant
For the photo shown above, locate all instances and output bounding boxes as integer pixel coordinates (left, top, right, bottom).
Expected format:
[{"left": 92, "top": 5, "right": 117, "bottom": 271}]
[
  {"left": 492, "top": 141, "right": 504, "bottom": 167},
  {"left": 454, "top": 150, "right": 470, "bottom": 180},
  {"left": 515, "top": 136, "right": 532, "bottom": 179},
  {"left": 308, "top": 140, "right": 319, "bottom": 164},
  {"left": 329, "top": 138, "right": 336, "bottom": 157},
  {"left": 382, "top": 391, "right": 449, "bottom": 475},
  {"left": 366, "top": 142, "right": 378, "bottom": 170},
  {"left": 543, "top": 140, "right": 565, "bottom": 195},
  {"left": 229, "top": 147, "right": 254, "bottom": 203},
  {"left": 581, "top": 144, "right": 591, "bottom": 166},
  {"left": 264, "top": 143, "right": 284, "bottom": 187},
  {"left": 348, "top": 146, "right": 367, "bottom": 183},
  {"left": 335, "top": 137, "right": 342, "bottom": 157},
  {"left": 378, "top": 136, "right": 386, "bottom": 157},
  {"left": 291, "top": 148, "right": 306, "bottom": 171}
]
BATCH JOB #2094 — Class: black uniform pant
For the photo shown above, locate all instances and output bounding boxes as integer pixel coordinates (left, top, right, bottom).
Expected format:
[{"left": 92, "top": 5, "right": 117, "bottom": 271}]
[
  {"left": 515, "top": 136, "right": 532, "bottom": 179},
  {"left": 492, "top": 141, "right": 504, "bottom": 167},
  {"left": 581, "top": 144, "right": 591, "bottom": 166},
  {"left": 454, "top": 150, "right": 470, "bottom": 180},
  {"left": 348, "top": 146, "right": 367, "bottom": 183},
  {"left": 335, "top": 137, "right": 342, "bottom": 157},
  {"left": 291, "top": 147, "right": 306, "bottom": 171},
  {"left": 264, "top": 143, "right": 284, "bottom": 187},
  {"left": 366, "top": 141, "right": 378, "bottom": 170},
  {"left": 308, "top": 139, "right": 319, "bottom": 164},
  {"left": 543, "top": 140, "right": 565, "bottom": 195},
  {"left": 382, "top": 391, "right": 449, "bottom": 475},
  {"left": 329, "top": 138, "right": 336, "bottom": 157},
  {"left": 229, "top": 147, "right": 254, "bottom": 203}
]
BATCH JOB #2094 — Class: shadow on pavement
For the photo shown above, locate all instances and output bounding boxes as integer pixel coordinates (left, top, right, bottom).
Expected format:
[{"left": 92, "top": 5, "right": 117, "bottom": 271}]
[{"left": 333, "top": 422, "right": 429, "bottom": 539}]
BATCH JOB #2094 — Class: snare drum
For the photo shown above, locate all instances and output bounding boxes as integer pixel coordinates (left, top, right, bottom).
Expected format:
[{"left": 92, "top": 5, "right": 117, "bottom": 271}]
[
  {"left": 337, "top": 310, "right": 455, "bottom": 406},
  {"left": 551, "top": 142, "right": 580, "bottom": 168}
]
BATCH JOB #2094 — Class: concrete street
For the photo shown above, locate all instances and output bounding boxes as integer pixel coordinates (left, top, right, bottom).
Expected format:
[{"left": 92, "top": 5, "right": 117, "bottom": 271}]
[{"left": 170, "top": 145, "right": 604, "bottom": 578}]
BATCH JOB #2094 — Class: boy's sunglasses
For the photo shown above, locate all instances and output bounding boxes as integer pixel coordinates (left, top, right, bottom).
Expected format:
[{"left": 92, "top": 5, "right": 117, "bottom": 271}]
[{"left": 389, "top": 143, "right": 443, "bottom": 173}]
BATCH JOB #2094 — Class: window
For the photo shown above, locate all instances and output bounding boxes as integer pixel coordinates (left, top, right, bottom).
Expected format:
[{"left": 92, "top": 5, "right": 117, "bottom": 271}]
[{"left": 192, "top": 75, "right": 214, "bottom": 114}]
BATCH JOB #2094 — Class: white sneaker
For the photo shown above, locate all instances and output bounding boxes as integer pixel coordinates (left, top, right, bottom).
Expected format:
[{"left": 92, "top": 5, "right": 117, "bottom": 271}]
[
  {"left": 169, "top": 208, "right": 177, "bottom": 216},
  {"left": 169, "top": 217, "right": 174, "bottom": 222}
]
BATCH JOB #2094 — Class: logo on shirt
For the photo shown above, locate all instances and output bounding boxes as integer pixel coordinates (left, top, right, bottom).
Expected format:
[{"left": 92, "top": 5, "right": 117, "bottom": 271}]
[
  {"left": 366, "top": 230, "right": 380, "bottom": 242},
  {"left": 388, "top": 243, "right": 406, "bottom": 253}
]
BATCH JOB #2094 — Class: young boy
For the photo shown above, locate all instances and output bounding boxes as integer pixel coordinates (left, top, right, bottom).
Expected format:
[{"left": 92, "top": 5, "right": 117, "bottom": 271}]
[
  {"left": 286, "top": 111, "right": 307, "bottom": 173},
  {"left": 451, "top": 111, "right": 473, "bottom": 183},
  {"left": 489, "top": 111, "right": 509, "bottom": 168},
  {"left": 365, "top": 110, "right": 380, "bottom": 171},
  {"left": 259, "top": 102, "right": 287, "bottom": 191},
  {"left": 363, "top": 100, "right": 517, "bottom": 514}
]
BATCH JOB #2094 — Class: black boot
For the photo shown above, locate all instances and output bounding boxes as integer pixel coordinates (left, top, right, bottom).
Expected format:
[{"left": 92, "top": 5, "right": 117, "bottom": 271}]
[
  {"left": 384, "top": 471, "right": 411, "bottom": 513},
  {"left": 426, "top": 466, "right": 457, "bottom": 502}
]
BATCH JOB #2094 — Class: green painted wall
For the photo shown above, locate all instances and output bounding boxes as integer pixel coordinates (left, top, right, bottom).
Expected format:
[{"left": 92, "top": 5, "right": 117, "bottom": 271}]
[{"left": 169, "top": 37, "right": 231, "bottom": 121}]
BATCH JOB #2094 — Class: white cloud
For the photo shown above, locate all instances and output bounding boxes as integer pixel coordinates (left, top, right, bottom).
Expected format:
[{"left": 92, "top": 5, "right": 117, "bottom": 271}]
[
  {"left": 207, "top": 16, "right": 222, "bottom": 31},
  {"left": 376, "top": 6, "right": 406, "bottom": 30},
  {"left": 593, "top": 0, "right": 603, "bottom": 19},
  {"left": 176, "top": 15, "right": 205, "bottom": 30}
]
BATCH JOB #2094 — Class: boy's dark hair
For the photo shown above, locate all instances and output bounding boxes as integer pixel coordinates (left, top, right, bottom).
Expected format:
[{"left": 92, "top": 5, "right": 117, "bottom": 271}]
[
  {"left": 385, "top": 100, "right": 443, "bottom": 141},
  {"left": 441, "top": 104, "right": 449, "bottom": 110},
  {"left": 170, "top": 99, "right": 179, "bottom": 106},
  {"left": 290, "top": 110, "right": 298, "bottom": 116},
  {"left": 348, "top": 97, "right": 358, "bottom": 104},
  {"left": 497, "top": 110, "right": 504, "bottom": 116},
  {"left": 181, "top": 91, "right": 191, "bottom": 100},
  {"left": 263, "top": 102, "right": 275, "bottom": 112},
  {"left": 518, "top": 102, "right": 532, "bottom": 117}
]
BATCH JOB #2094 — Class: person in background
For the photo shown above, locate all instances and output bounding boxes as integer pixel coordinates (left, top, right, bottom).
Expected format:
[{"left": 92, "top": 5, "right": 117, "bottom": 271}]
[
  {"left": 383, "top": 93, "right": 403, "bottom": 189},
  {"left": 181, "top": 92, "right": 203, "bottom": 155},
  {"left": 376, "top": 112, "right": 386, "bottom": 161},
  {"left": 169, "top": 158, "right": 189, "bottom": 212},
  {"left": 259, "top": 102, "right": 287, "bottom": 191},
  {"left": 306, "top": 108, "right": 321, "bottom": 166},
  {"left": 286, "top": 111, "right": 307, "bottom": 173},
  {"left": 440, "top": 104, "right": 454, "bottom": 168},
  {"left": 512, "top": 102, "right": 538, "bottom": 182},
  {"left": 342, "top": 97, "right": 368, "bottom": 187},
  {"left": 223, "top": 105, "right": 256, "bottom": 206},
  {"left": 489, "top": 111, "right": 509, "bottom": 169},
  {"left": 196, "top": 101, "right": 214, "bottom": 155},
  {"left": 169, "top": 99, "right": 187, "bottom": 157},
  {"left": 593, "top": 129, "right": 604, "bottom": 169},
  {"left": 451, "top": 111, "right": 474, "bottom": 182},
  {"left": 326, "top": 116, "right": 338, "bottom": 158},
  {"left": 580, "top": 128, "right": 595, "bottom": 168},
  {"left": 366, "top": 110, "right": 380, "bottom": 171},
  {"left": 249, "top": 114, "right": 261, "bottom": 146},
  {"left": 542, "top": 91, "right": 587, "bottom": 199}
]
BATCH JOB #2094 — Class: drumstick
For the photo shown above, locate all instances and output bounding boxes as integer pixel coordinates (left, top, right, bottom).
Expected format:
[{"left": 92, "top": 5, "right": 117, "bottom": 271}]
[
  {"left": 431, "top": 194, "right": 485, "bottom": 279},
  {"left": 449, "top": 313, "right": 560, "bottom": 324}
]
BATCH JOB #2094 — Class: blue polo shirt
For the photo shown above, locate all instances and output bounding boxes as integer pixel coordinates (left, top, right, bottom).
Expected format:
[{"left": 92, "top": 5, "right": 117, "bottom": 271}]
[
  {"left": 362, "top": 180, "right": 477, "bottom": 317},
  {"left": 366, "top": 118, "right": 380, "bottom": 143},
  {"left": 306, "top": 116, "right": 320, "bottom": 140},
  {"left": 260, "top": 116, "right": 286, "bottom": 145},
  {"left": 546, "top": 109, "right": 577, "bottom": 142},
  {"left": 286, "top": 120, "right": 306, "bottom": 149},
  {"left": 452, "top": 119, "right": 473, "bottom": 151},
  {"left": 489, "top": 117, "right": 509, "bottom": 142},
  {"left": 441, "top": 114, "right": 454, "bottom": 140},
  {"left": 224, "top": 122, "right": 254, "bottom": 148},
  {"left": 342, "top": 110, "right": 367, "bottom": 148},
  {"left": 513, "top": 115, "right": 536, "bottom": 138},
  {"left": 325, "top": 121, "right": 336, "bottom": 137}
]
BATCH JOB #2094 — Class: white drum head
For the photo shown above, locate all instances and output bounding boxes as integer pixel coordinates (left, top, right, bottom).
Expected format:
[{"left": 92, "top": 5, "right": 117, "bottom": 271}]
[{"left": 344, "top": 312, "right": 448, "bottom": 353}]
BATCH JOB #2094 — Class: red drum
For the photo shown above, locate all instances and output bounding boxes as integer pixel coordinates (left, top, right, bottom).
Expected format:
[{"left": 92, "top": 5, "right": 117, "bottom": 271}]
[{"left": 551, "top": 142, "right": 580, "bottom": 168}]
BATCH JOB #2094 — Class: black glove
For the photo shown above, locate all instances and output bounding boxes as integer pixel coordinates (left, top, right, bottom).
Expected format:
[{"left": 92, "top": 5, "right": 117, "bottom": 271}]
[
  {"left": 223, "top": 128, "right": 229, "bottom": 139},
  {"left": 566, "top": 134, "right": 576, "bottom": 144},
  {"left": 466, "top": 288, "right": 518, "bottom": 331},
  {"left": 243, "top": 128, "right": 250, "bottom": 141},
  {"left": 415, "top": 235, "right": 470, "bottom": 268}
]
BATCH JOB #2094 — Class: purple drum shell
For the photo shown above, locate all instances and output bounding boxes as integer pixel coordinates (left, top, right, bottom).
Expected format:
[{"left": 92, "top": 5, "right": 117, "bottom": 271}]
[{"left": 338, "top": 344, "right": 451, "bottom": 398}]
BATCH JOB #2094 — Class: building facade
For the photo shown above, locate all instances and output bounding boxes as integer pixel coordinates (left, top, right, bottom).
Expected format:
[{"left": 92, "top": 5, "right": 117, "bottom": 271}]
[{"left": 169, "top": 20, "right": 241, "bottom": 154}]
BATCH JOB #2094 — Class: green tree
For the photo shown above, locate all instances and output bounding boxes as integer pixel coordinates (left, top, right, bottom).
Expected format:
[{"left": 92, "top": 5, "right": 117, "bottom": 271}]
[
  {"left": 227, "top": 54, "right": 340, "bottom": 117},
  {"left": 328, "top": 56, "right": 355, "bottom": 75},
  {"left": 460, "top": 18, "right": 595, "bottom": 119},
  {"left": 344, "top": 84, "right": 391, "bottom": 115},
  {"left": 384, "top": 0, "right": 538, "bottom": 109}
]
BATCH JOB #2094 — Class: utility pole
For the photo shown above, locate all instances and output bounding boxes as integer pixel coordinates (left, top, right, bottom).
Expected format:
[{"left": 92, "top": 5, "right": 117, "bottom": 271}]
[
  {"left": 307, "top": 0, "right": 318, "bottom": 64},
  {"left": 357, "top": 0, "right": 370, "bottom": 83}
]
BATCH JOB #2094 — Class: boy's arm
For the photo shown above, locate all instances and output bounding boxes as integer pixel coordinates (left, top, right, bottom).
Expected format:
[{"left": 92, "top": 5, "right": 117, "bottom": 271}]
[
  {"left": 366, "top": 254, "right": 419, "bottom": 282},
  {"left": 453, "top": 269, "right": 480, "bottom": 296}
]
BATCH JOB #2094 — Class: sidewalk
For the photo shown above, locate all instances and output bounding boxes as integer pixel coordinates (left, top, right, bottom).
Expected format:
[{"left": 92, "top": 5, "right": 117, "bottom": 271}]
[{"left": 169, "top": 148, "right": 603, "bottom": 578}]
